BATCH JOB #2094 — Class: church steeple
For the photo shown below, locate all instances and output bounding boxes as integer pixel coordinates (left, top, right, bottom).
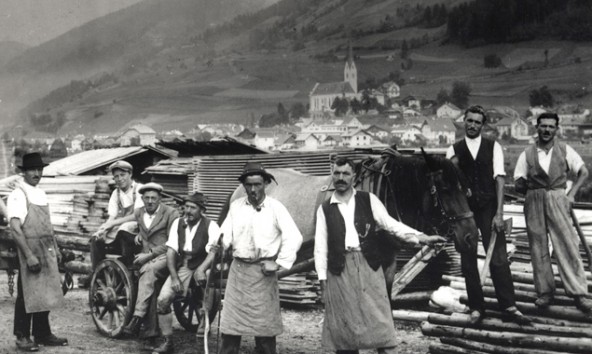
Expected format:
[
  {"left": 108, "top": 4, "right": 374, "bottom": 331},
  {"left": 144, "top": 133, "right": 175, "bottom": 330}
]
[{"left": 344, "top": 41, "right": 357, "bottom": 93}]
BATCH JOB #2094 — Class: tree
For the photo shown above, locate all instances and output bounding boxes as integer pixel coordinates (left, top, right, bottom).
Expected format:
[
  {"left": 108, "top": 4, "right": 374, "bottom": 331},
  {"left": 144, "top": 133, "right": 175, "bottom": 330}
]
[
  {"left": 401, "top": 40, "right": 409, "bottom": 59},
  {"left": 49, "top": 138, "right": 68, "bottom": 158},
  {"left": 451, "top": 81, "right": 471, "bottom": 108},
  {"left": 289, "top": 102, "right": 306, "bottom": 121},
  {"left": 436, "top": 88, "right": 450, "bottom": 106},
  {"left": 277, "top": 103, "right": 289, "bottom": 123},
  {"left": 529, "top": 86, "right": 554, "bottom": 108},
  {"left": 350, "top": 98, "right": 362, "bottom": 114},
  {"left": 331, "top": 97, "right": 349, "bottom": 116}
]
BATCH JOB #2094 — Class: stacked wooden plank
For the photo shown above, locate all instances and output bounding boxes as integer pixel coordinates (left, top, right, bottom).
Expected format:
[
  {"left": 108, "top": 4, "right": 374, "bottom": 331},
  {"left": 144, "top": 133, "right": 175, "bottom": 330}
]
[{"left": 278, "top": 271, "right": 320, "bottom": 305}]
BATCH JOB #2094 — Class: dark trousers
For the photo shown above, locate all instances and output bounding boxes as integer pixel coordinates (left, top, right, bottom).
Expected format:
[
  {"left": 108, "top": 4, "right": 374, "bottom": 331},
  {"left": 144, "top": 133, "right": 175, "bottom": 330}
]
[
  {"left": 90, "top": 231, "right": 138, "bottom": 269},
  {"left": 461, "top": 200, "right": 516, "bottom": 311},
  {"left": 14, "top": 275, "right": 51, "bottom": 339},
  {"left": 219, "top": 334, "right": 276, "bottom": 354}
]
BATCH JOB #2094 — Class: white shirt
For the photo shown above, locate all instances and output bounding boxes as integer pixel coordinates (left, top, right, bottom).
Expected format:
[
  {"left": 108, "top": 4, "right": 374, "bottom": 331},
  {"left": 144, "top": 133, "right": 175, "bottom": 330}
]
[
  {"left": 513, "top": 144, "right": 584, "bottom": 180},
  {"left": 7, "top": 180, "right": 49, "bottom": 223},
  {"left": 314, "top": 190, "right": 422, "bottom": 281},
  {"left": 446, "top": 136, "right": 506, "bottom": 178},
  {"left": 220, "top": 196, "right": 303, "bottom": 270},
  {"left": 107, "top": 181, "right": 144, "bottom": 218},
  {"left": 166, "top": 217, "right": 222, "bottom": 253},
  {"left": 142, "top": 205, "right": 160, "bottom": 229}
]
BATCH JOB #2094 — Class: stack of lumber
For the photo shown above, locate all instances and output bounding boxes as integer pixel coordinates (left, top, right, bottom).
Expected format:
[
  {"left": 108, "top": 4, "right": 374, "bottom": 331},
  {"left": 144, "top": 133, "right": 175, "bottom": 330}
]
[{"left": 278, "top": 271, "right": 320, "bottom": 305}]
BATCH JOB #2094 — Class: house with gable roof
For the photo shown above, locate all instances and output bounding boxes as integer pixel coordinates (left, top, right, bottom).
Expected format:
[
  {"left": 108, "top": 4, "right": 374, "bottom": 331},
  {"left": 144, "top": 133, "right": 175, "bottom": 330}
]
[{"left": 120, "top": 123, "right": 156, "bottom": 146}]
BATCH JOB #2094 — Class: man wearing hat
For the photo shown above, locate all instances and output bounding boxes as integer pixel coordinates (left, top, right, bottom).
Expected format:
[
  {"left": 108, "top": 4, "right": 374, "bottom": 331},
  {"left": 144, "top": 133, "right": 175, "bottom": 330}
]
[
  {"left": 152, "top": 192, "right": 221, "bottom": 353},
  {"left": 218, "top": 162, "right": 302, "bottom": 354},
  {"left": 8, "top": 152, "right": 68, "bottom": 351},
  {"left": 90, "top": 160, "right": 144, "bottom": 270},
  {"left": 122, "top": 183, "right": 179, "bottom": 340}
]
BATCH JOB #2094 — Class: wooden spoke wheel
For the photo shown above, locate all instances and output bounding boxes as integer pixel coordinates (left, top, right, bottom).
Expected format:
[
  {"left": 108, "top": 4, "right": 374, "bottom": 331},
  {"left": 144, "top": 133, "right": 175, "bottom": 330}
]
[
  {"left": 89, "top": 259, "right": 135, "bottom": 338},
  {"left": 173, "top": 280, "right": 220, "bottom": 332}
]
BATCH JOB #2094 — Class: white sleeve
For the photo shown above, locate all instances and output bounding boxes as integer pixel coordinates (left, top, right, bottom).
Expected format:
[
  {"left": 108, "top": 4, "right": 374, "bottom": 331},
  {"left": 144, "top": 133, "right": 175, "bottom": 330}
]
[
  {"left": 369, "top": 193, "right": 420, "bottom": 244},
  {"left": 205, "top": 221, "right": 222, "bottom": 253},
  {"left": 513, "top": 151, "right": 528, "bottom": 181},
  {"left": 566, "top": 145, "right": 585, "bottom": 174},
  {"left": 445, "top": 145, "right": 455, "bottom": 159},
  {"left": 165, "top": 218, "right": 181, "bottom": 252},
  {"left": 6, "top": 189, "right": 28, "bottom": 224},
  {"left": 220, "top": 204, "right": 234, "bottom": 251},
  {"left": 314, "top": 205, "right": 328, "bottom": 281},
  {"left": 134, "top": 183, "right": 144, "bottom": 209},
  {"left": 493, "top": 141, "right": 506, "bottom": 178},
  {"left": 274, "top": 202, "right": 303, "bottom": 270},
  {"left": 107, "top": 190, "right": 118, "bottom": 218}
]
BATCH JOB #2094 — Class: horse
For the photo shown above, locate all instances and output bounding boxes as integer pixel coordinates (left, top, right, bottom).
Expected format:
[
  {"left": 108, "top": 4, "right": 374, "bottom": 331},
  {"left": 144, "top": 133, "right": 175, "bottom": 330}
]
[{"left": 218, "top": 149, "right": 479, "bottom": 294}]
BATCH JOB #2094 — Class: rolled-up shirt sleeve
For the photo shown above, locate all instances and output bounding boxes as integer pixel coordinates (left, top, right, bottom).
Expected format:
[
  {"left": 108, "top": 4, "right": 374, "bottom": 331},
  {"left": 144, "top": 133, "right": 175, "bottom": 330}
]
[
  {"left": 166, "top": 218, "right": 181, "bottom": 252},
  {"left": 566, "top": 145, "right": 585, "bottom": 174},
  {"left": 314, "top": 205, "right": 329, "bottom": 280},
  {"left": 7, "top": 189, "right": 27, "bottom": 224},
  {"left": 274, "top": 203, "right": 303, "bottom": 270},
  {"left": 445, "top": 145, "right": 455, "bottom": 159},
  {"left": 205, "top": 221, "right": 222, "bottom": 253},
  {"left": 369, "top": 193, "right": 420, "bottom": 244},
  {"left": 493, "top": 141, "right": 506, "bottom": 178},
  {"left": 513, "top": 151, "right": 528, "bottom": 181}
]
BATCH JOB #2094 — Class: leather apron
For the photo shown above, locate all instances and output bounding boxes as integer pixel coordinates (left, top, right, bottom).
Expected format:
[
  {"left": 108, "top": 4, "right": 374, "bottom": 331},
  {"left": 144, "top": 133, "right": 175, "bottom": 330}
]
[{"left": 16, "top": 188, "right": 64, "bottom": 313}]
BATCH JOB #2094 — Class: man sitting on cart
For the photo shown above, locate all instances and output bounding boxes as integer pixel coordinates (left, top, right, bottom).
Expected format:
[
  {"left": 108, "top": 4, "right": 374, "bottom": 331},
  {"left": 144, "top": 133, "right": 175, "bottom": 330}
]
[
  {"left": 121, "top": 183, "right": 179, "bottom": 342},
  {"left": 90, "top": 160, "right": 144, "bottom": 270},
  {"left": 153, "top": 192, "right": 221, "bottom": 353}
]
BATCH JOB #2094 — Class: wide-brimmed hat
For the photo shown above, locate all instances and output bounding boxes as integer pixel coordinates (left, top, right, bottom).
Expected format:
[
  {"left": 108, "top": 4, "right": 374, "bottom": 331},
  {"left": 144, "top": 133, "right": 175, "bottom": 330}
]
[
  {"left": 138, "top": 182, "right": 163, "bottom": 194},
  {"left": 17, "top": 152, "right": 49, "bottom": 170},
  {"left": 183, "top": 192, "right": 207, "bottom": 211},
  {"left": 237, "top": 161, "right": 276, "bottom": 183},
  {"left": 108, "top": 160, "right": 133, "bottom": 173}
]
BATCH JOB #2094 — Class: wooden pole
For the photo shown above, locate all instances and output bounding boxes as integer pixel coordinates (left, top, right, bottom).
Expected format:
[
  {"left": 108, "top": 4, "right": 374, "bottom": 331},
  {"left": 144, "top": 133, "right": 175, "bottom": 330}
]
[
  {"left": 64, "top": 260, "right": 91, "bottom": 274},
  {"left": 440, "top": 337, "right": 571, "bottom": 354},
  {"left": 277, "top": 258, "right": 314, "bottom": 279},
  {"left": 390, "top": 244, "right": 441, "bottom": 299},
  {"left": 392, "top": 309, "right": 432, "bottom": 323},
  {"left": 571, "top": 208, "right": 592, "bottom": 274},
  {"left": 429, "top": 343, "right": 485, "bottom": 354}
]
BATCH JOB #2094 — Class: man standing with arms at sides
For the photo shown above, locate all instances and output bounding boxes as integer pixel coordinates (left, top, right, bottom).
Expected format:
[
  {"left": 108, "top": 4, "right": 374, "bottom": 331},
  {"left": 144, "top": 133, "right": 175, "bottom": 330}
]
[
  {"left": 446, "top": 105, "right": 529, "bottom": 324},
  {"left": 90, "top": 160, "right": 143, "bottom": 270},
  {"left": 153, "top": 192, "right": 221, "bottom": 354},
  {"left": 122, "top": 183, "right": 179, "bottom": 340},
  {"left": 514, "top": 112, "right": 592, "bottom": 317},
  {"left": 315, "top": 157, "right": 445, "bottom": 354},
  {"left": 8, "top": 152, "right": 68, "bottom": 351},
  {"left": 218, "top": 162, "right": 302, "bottom": 354}
]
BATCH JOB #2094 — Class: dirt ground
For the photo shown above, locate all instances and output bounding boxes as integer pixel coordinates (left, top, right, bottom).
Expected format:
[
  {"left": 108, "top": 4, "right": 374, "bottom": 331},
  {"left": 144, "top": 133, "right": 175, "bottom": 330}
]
[{"left": 0, "top": 284, "right": 435, "bottom": 354}]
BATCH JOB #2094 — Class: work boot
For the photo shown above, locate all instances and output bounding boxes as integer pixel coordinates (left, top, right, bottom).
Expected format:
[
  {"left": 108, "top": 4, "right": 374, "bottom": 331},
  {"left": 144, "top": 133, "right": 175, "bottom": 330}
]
[
  {"left": 501, "top": 306, "right": 532, "bottom": 325},
  {"left": 574, "top": 296, "right": 592, "bottom": 314},
  {"left": 16, "top": 337, "right": 39, "bottom": 352},
  {"left": 152, "top": 336, "right": 174, "bottom": 354},
  {"left": 123, "top": 315, "right": 142, "bottom": 336},
  {"left": 35, "top": 333, "right": 68, "bottom": 346},
  {"left": 535, "top": 294, "right": 553, "bottom": 309}
]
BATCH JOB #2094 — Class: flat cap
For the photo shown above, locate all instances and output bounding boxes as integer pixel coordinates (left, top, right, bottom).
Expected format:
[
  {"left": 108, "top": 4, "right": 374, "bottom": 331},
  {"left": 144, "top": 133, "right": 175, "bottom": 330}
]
[
  {"left": 184, "top": 192, "right": 207, "bottom": 211},
  {"left": 138, "top": 182, "right": 163, "bottom": 194},
  {"left": 108, "top": 160, "right": 133, "bottom": 173}
]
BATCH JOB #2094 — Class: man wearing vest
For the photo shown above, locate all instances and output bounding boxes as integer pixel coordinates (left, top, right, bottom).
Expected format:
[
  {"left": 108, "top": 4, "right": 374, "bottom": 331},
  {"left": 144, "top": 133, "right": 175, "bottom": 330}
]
[
  {"left": 514, "top": 112, "right": 592, "bottom": 317},
  {"left": 153, "top": 192, "right": 221, "bottom": 353},
  {"left": 8, "top": 153, "right": 68, "bottom": 351},
  {"left": 219, "top": 162, "right": 302, "bottom": 354},
  {"left": 446, "top": 105, "right": 529, "bottom": 325},
  {"left": 314, "top": 157, "right": 445, "bottom": 354},
  {"left": 122, "top": 183, "right": 179, "bottom": 339},
  {"left": 90, "top": 160, "right": 144, "bottom": 270}
]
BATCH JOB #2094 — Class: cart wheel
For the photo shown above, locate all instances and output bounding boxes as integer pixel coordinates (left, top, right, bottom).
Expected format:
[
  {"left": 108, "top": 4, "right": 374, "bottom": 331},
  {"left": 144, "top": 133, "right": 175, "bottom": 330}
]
[
  {"left": 89, "top": 259, "right": 135, "bottom": 338},
  {"left": 173, "top": 280, "right": 219, "bottom": 332}
]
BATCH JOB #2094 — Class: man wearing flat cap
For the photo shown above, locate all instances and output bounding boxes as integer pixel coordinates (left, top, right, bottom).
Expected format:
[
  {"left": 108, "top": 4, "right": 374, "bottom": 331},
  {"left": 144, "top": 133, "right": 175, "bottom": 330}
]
[
  {"left": 90, "top": 160, "right": 144, "bottom": 270},
  {"left": 8, "top": 152, "right": 68, "bottom": 351},
  {"left": 218, "top": 161, "right": 302, "bottom": 354},
  {"left": 122, "top": 183, "right": 178, "bottom": 341},
  {"left": 153, "top": 192, "right": 221, "bottom": 353}
]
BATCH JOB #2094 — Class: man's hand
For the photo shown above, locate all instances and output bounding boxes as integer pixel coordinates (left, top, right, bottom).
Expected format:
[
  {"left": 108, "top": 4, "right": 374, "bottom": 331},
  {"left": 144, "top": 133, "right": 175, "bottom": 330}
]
[
  {"left": 56, "top": 249, "right": 63, "bottom": 265},
  {"left": 134, "top": 234, "right": 143, "bottom": 246},
  {"left": 133, "top": 252, "right": 152, "bottom": 266},
  {"left": 319, "top": 280, "right": 326, "bottom": 305},
  {"left": 493, "top": 213, "right": 505, "bottom": 233},
  {"left": 260, "top": 260, "right": 280, "bottom": 276},
  {"left": 195, "top": 267, "right": 207, "bottom": 287},
  {"left": 208, "top": 244, "right": 220, "bottom": 254},
  {"left": 171, "top": 277, "right": 184, "bottom": 294},
  {"left": 417, "top": 234, "right": 447, "bottom": 245},
  {"left": 26, "top": 255, "right": 41, "bottom": 273}
]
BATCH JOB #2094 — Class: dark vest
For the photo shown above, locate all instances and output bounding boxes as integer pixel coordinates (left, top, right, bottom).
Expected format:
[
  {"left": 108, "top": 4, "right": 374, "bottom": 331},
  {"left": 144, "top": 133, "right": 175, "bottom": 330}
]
[
  {"left": 177, "top": 216, "right": 211, "bottom": 270},
  {"left": 525, "top": 141, "right": 568, "bottom": 190},
  {"left": 454, "top": 138, "right": 496, "bottom": 209},
  {"left": 322, "top": 191, "right": 382, "bottom": 275}
]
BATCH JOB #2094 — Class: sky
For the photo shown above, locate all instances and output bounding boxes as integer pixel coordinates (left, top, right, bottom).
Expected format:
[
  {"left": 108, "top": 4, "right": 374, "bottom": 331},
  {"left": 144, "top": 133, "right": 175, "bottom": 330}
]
[{"left": 0, "top": 0, "right": 144, "bottom": 46}]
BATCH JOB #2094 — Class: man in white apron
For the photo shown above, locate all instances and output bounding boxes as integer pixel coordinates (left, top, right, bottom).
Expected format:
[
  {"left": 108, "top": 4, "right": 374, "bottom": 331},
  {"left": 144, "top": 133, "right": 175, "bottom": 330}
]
[
  {"left": 218, "top": 162, "right": 303, "bottom": 354},
  {"left": 8, "top": 152, "right": 68, "bottom": 351}
]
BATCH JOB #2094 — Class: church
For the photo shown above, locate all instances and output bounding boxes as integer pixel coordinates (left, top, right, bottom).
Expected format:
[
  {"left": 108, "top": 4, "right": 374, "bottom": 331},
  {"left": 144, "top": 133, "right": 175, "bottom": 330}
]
[{"left": 308, "top": 44, "right": 358, "bottom": 118}]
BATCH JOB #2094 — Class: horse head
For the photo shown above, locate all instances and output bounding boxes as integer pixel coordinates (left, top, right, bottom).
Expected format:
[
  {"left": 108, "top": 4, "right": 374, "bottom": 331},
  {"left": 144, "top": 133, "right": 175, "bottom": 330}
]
[{"left": 420, "top": 148, "right": 479, "bottom": 252}]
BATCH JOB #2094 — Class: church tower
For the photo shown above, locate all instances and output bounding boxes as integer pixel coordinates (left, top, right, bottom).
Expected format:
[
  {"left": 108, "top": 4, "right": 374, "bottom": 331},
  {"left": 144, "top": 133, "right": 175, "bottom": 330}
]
[{"left": 343, "top": 42, "right": 357, "bottom": 93}]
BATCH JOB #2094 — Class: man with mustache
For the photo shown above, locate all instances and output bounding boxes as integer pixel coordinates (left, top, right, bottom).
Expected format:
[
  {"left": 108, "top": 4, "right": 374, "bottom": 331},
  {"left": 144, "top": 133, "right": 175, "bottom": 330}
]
[
  {"left": 8, "top": 153, "right": 68, "bottom": 351},
  {"left": 446, "top": 105, "right": 529, "bottom": 325},
  {"left": 315, "top": 157, "right": 445, "bottom": 354},
  {"left": 514, "top": 112, "right": 592, "bottom": 317},
  {"left": 218, "top": 162, "right": 302, "bottom": 354}
]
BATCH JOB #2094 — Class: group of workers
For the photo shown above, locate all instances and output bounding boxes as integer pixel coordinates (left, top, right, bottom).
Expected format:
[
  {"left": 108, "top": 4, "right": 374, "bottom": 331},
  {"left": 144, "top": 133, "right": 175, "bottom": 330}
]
[{"left": 7, "top": 108, "right": 592, "bottom": 353}]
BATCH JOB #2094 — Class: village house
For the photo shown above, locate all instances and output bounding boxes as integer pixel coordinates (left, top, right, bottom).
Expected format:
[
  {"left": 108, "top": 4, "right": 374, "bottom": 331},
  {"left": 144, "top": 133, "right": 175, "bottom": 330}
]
[
  {"left": 420, "top": 118, "right": 456, "bottom": 146},
  {"left": 495, "top": 117, "right": 530, "bottom": 140},
  {"left": 403, "top": 108, "right": 422, "bottom": 117},
  {"left": 342, "top": 129, "right": 382, "bottom": 147},
  {"left": 275, "top": 134, "right": 297, "bottom": 150},
  {"left": 382, "top": 81, "right": 401, "bottom": 98},
  {"left": 301, "top": 118, "right": 347, "bottom": 140},
  {"left": 322, "top": 135, "right": 343, "bottom": 148},
  {"left": 437, "top": 102, "right": 462, "bottom": 120},
  {"left": 119, "top": 123, "right": 157, "bottom": 147},
  {"left": 294, "top": 133, "right": 321, "bottom": 150},
  {"left": 70, "top": 134, "right": 86, "bottom": 153},
  {"left": 365, "top": 124, "right": 390, "bottom": 141}
]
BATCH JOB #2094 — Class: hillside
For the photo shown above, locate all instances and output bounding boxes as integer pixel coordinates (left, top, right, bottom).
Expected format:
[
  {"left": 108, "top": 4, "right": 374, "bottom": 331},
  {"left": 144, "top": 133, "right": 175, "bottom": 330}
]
[
  {"left": 0, "top": 41, "right": 28, "bottom": 68},
  {"left": 3, "top": 0, "right": 592, "bottom": 137}
]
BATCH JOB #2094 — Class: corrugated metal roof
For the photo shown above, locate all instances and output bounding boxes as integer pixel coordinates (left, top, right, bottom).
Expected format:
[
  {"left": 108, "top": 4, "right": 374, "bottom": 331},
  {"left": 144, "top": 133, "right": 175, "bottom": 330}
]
[{"left": 44, "top": 147, "right": 156, "bottom": 176}]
